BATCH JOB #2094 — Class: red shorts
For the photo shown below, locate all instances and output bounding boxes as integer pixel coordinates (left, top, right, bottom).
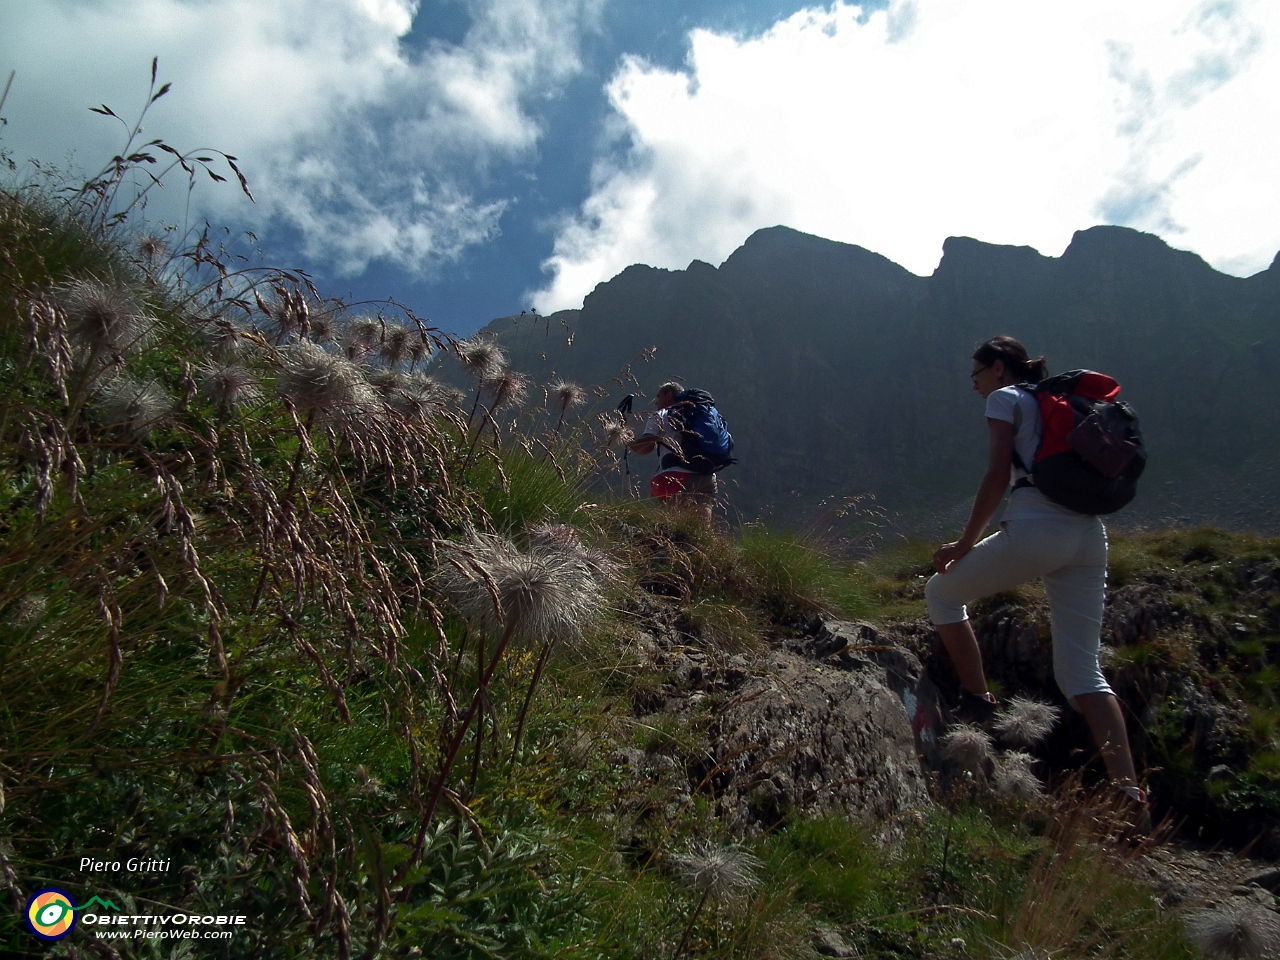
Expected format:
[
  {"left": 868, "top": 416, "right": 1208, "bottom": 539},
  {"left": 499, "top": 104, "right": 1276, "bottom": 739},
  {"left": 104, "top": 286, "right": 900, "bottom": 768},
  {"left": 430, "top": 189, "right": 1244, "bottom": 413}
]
[{"left": 649, "top": 471, "right": 689, "bottom": 499}]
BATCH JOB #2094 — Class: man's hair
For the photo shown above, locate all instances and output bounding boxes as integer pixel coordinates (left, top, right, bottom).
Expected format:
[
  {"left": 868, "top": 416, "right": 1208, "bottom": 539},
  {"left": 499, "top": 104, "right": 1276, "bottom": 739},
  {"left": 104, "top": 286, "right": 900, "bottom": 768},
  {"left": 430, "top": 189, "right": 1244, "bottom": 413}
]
[{"left": 656, "top": 381, "right": 682, "bottom": 401}]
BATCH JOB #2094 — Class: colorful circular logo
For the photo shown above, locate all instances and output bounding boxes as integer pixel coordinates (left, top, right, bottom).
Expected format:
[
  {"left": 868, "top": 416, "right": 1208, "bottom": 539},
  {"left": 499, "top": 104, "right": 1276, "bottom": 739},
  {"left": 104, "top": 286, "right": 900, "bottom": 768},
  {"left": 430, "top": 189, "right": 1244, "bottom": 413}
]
[{"left": 26, "top": 888, "right": 78, "bottom": 941}]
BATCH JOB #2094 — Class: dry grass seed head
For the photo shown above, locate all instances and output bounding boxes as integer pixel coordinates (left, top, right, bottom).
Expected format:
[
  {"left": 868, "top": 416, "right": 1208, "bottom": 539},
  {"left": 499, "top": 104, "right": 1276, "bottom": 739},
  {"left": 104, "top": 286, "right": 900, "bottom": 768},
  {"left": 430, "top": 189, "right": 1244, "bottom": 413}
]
[
  {"left": 993, "top": 750, "right": 1043, "bottom": 799},
  {"left": 456, "top": 336, "right": 507, "bottom": 379},
  {"left": 993, "top": 697, "right": 1061, "bottom": 748},
  {"left": 942, "top": 724, "right": 994, "bottom": 772},
  {"left": 668, "top": 840, "right": 763, "bottom": 900},
  {"left": 1187, "top": 904, "right": 1280, "bottom": 960},
  {"left": 435, "top": 531, "right": 606, "bottom": 644},
  {"left": 93, "top": 376, "right": 174, "bottom": 436},
  {"left": 277, "top": 340, "right": 377, "bottom": 418},
  {"left": 57, "top": 279, "right": 155, "bottom": 358},
  {"left": 198, "top": 361, "right": 263, "bottom": 411}
]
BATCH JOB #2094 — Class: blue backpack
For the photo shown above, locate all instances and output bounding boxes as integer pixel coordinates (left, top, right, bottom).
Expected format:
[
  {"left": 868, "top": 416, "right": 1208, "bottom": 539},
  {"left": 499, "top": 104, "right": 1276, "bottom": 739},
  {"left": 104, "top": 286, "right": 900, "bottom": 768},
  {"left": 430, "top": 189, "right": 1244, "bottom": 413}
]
[{"left": 671, "top": 389, "right": 735, "bottom": 474}]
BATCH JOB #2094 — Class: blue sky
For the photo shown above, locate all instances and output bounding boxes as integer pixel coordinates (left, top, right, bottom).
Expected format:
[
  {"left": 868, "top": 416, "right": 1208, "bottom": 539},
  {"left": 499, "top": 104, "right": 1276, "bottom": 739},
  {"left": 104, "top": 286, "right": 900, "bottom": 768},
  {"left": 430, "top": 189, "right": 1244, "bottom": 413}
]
[{"left": 2, "top": 0, "right": 1277, "bottom": 335}]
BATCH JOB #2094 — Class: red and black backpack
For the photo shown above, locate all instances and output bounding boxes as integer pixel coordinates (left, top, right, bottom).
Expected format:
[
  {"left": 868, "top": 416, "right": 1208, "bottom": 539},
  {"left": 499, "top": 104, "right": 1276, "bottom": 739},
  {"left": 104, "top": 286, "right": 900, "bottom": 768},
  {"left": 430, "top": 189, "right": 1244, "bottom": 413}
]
[{"left": 1013, "top": 370, "right": 1146, "bottom": 515}]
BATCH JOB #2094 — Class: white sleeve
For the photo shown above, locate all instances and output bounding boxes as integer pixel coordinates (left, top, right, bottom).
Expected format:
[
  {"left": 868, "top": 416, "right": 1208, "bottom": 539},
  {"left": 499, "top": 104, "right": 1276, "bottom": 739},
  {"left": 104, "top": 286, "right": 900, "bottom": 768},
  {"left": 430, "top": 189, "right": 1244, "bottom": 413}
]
[
  {"left": 642, "top": 414, "right": 662, "bottom": 436},
  {"left": 984, "top": 387, "right": 1018, "bottom": 424}
]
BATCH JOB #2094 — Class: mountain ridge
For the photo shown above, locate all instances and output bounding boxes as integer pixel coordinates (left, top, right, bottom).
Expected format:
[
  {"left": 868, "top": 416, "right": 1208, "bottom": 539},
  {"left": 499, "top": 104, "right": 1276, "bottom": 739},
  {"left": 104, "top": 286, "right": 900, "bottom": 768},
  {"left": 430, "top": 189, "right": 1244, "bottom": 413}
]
[{"left": 473, "top": 224, "right": 1280, "bottom": 533}]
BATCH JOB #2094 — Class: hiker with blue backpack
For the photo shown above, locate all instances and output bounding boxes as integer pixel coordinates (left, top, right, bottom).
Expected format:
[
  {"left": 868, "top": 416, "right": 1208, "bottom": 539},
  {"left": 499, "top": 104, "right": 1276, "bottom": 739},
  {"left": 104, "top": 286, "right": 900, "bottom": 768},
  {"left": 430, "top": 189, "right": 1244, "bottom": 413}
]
[
  {"left": 628, "top": 381, "right": 734, "bottom": 517},
  {"left": 926, "top": 336, "right": 1148, "bottom": 814}
]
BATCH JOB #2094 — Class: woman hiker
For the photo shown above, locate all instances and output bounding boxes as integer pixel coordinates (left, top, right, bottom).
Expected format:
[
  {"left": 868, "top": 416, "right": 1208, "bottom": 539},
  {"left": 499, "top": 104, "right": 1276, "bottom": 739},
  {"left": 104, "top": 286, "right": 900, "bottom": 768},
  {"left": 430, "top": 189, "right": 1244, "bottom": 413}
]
[{"left": 925, "top": 336, "right": 1146, "bottom": 811}]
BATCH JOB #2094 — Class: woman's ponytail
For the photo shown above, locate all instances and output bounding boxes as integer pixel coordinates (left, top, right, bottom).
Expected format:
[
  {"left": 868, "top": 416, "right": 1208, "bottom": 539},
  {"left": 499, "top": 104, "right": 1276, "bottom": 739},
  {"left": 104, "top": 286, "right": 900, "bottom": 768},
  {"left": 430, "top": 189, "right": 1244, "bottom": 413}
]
[{"left": 973, "top": 336, "right": 1047, "bottom": 383}]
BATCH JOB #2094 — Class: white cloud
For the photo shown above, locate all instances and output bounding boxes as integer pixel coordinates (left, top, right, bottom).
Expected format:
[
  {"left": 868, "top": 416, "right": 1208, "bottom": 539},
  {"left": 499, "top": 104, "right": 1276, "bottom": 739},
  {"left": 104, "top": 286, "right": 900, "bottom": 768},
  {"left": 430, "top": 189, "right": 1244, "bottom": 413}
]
[
  {"left": 533, "top": 0, "right": 1280, "bottom": 312},
  {"left": 0, "top": 0, "right": 600, "bottom": 274}
]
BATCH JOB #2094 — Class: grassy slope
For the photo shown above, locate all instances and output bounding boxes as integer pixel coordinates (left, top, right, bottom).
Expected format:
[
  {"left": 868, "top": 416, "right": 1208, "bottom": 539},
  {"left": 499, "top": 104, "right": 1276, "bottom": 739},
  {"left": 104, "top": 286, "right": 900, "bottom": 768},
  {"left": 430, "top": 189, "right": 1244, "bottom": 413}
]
[{"left": 0, "top": 183, "right": 1256, "bottom": 960}]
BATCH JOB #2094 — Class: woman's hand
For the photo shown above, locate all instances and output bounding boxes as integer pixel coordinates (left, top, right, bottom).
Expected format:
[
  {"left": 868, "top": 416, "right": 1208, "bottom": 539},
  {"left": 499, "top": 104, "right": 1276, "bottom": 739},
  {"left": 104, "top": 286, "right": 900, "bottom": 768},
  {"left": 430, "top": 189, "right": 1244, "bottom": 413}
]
[{"left": 933, "top": 540, "right": 972, "bottom": 574}]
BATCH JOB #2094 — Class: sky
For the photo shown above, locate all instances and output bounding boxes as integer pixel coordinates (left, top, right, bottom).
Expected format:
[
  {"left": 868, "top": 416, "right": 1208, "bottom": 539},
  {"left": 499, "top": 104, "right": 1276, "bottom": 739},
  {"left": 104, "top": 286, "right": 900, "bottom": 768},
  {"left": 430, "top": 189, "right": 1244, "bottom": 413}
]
[{"left": 2, "top": 0, "right": 1278, "bottom": 334}]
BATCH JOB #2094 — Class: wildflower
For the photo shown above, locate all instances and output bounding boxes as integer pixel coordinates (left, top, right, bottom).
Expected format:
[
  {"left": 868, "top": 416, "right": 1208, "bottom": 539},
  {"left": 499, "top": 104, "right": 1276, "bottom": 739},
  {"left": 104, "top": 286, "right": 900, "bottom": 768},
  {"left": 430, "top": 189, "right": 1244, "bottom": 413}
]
[
  {"left": 456, "top": 336, "right": 507, "bottom": 380},
  {"left": 992, "top": 697, "right": 1061, "bottom": 748},
  {"left": 1187, "top": 904, "right": 1280, "bottom": 960},
  {"left": 198, "top": 362, "right": 262, "bottom": 411},
  {"left": 992, "top": 751, "right": 1042, "bottom": 799},
  {"left": 57, "top": 280, "right": 155, "bottom": 359},
  {"left": 483, "top": 369, "right": 531, "bottom": 411},
  {"left": 93, "top": 377, "right": 173, "bottom": 437},
  {"left": 668, "top": 840, "right": 762, "bottom": 900},
  {"left": 942, "top": 724, "right": 993, "bottom": 772},
  {"left": 435, "top": 531, "right": 606, "bottom": 644},
  {"left": 276, "top": 340, "right": 376, "bottom": 419}
]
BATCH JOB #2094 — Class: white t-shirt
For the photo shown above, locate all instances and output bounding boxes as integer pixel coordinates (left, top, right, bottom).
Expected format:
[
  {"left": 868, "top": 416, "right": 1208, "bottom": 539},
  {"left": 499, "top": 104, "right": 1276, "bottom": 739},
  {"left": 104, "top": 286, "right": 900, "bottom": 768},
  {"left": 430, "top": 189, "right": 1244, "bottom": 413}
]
[
  {"left": 985, "top": 385, "right": 1083, "bottom": 520},
  {"left": 642, "top": 409, "right": 692, "bottom": 475}
]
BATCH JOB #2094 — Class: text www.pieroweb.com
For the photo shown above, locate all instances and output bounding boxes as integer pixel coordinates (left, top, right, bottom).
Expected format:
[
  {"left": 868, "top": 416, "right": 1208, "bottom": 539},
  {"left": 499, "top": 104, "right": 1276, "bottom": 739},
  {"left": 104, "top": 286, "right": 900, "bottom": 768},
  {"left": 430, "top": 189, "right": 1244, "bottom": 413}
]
[{"left": 83, "top": 914, "right": 246, "bottom": 941}]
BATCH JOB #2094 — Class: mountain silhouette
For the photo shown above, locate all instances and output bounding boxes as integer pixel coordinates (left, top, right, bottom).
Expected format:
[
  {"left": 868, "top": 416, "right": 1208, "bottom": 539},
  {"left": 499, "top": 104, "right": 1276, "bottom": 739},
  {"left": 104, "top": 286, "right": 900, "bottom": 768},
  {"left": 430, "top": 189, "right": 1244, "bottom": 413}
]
[{"left": 468, "top": 225, "right": 1280, "bottom": 532}]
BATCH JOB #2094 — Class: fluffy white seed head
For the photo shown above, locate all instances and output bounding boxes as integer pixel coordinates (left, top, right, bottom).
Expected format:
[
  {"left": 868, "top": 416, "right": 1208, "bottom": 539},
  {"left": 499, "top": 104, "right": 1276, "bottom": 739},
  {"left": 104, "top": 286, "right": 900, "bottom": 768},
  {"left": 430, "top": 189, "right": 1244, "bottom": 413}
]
[
  {"left": 601, "top": 414, "right": 633, "bottom": 446},
  {"left": 668, "top": 840, "right": 762, "bottom": 900},
  {"left": 7, "top": 593, "right": 48, "bottom": 626},
  {"left": 435, "top": 531, "right": 608, "bottom": 644},
  {"left": 342, "top": 317, "right": 382, "bottom": 361},
  {"left": 1187, "top": 905, "right": 1280, "bottom": 960},
  {"left": 942, "top": 724, "right": 994, "bottom": 772},
  {"left": 993, "top": 697, "right": 1061, "bottom": 748},
  {"left": 388, "top": 374, "right": 446, "bottom": 421},
  {"left": 93, "top": 377, "right": 173, "bottom": 437},
  {"left": 57, "top": 280, "right": 155, "bottom": 359},
  {"left": 456, "top": 336, "right": 507, "bottom": 379},
  {"left": 277, "top": 340, "right": 376, "bottom": 419},
  {"left": 379, "top": 323, "right": 412, "bottom": 369},
  {"left": 992, "top": 751, "right": 1043, "bottom": 799},
  {"left": 483, "top": 369, "right": 531, "bottom": 411},
  {"left": 198, "top": 362, "right": 263, "bottom": 411},
  {"left": 528, "top": 524, "right": 618, "bottom": 583},
  {"left": 552, "top": 380, "right": 587, "bottom": 412}
]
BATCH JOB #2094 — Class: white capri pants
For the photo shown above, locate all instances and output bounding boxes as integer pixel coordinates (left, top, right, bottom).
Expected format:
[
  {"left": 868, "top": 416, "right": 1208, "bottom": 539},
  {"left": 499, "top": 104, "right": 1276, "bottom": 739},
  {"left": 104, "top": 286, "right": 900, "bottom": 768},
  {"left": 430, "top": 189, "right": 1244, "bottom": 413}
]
[{"left": 924, "top": 516, "right": 1113, "bottom": 701}]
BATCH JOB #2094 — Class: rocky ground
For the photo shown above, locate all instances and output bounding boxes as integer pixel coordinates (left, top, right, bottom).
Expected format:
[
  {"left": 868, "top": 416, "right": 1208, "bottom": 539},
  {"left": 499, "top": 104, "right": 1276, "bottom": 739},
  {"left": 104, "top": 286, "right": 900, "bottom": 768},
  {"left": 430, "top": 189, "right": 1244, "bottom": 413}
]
[{"left": 609, "top": 576, "right": 1280, "bottom": 947}]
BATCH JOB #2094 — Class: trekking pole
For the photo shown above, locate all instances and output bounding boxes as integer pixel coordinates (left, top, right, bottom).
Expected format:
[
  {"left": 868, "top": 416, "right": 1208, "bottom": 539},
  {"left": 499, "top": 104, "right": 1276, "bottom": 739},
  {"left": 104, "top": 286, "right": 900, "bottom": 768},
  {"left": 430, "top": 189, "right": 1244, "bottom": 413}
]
[{"left": 617, "top": 393, "right": 635, "bottom": 494}]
